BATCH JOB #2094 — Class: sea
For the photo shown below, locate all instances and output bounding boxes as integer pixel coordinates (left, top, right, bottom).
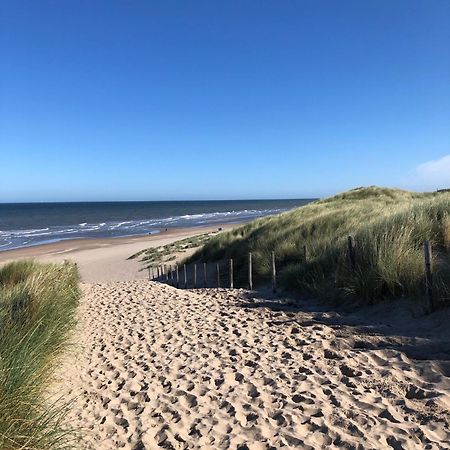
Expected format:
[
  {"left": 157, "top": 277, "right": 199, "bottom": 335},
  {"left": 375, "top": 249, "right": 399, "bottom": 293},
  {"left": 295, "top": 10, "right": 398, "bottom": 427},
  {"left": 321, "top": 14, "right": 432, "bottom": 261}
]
[{"left": 0, "top": 199, "right": 313, "bottom": 251}]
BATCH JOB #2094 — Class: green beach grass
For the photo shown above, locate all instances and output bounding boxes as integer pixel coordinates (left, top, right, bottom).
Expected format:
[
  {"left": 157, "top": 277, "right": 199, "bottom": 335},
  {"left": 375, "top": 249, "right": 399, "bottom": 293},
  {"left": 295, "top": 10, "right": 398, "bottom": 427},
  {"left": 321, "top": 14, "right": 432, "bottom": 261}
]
[
  {"left": 186, "top": 187, "right": 450, "bottom": 307},
  {"left": 0, "top": 260, "right": 81, "bottom": 450},
  {"left": 129, "top": 232, "right": 217, "bottom": 269}
]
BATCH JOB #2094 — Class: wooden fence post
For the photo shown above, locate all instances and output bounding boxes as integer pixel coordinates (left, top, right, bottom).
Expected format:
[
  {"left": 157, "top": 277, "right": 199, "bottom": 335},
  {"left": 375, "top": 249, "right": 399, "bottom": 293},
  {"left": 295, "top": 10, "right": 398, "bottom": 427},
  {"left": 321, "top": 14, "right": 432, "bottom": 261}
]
[
  {"left": 157, "top": 266, "right": 160, "bottom": 278},
  {"left": 424, "top": 240, "right": 434, "bottom": 309},
  {"left": 164, "top": 264, "right": 168, "bottom": 281},
  {"left": 248, "top": 252, "right": 253, "bottom": 290},
  {"left": 303, "top": 245, "right": 308, "bottom": 262},
  {"left": 176, "top": 264, "right": 179, "bottom": 288},
  {"left": 229, "top": 259, "right": 234, "bottom": 288},
  {"left": 272, "top": 251, "right": 277, "bottom": 293},
  {"left": 203, "top": 262, "right": 207, "bottom": 288},
  {"left": 347, "top": 235, "right": 356, "bottom": 271},
  {"left": 194, "top": 264, "right": 197, "bottom": 288},
  {"left": 216, "top": 263, "right": 220, "bottom": 288},
  {"left": 183, "top": 264, "right": 187, "bottom": 289},
  {"left": 169, "top": 265, "right": 172, "bottom": 284},
  {"left": 148, "top": 267, "right": 151, "bottom": 280}
]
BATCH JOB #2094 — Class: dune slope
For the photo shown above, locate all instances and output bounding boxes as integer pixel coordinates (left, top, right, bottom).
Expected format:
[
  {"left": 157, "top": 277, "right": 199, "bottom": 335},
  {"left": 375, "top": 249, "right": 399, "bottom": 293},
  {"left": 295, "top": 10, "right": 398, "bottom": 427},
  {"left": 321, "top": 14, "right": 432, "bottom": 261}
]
[{"left": 187, "top": 186, "right": 450, "bottom": 306}]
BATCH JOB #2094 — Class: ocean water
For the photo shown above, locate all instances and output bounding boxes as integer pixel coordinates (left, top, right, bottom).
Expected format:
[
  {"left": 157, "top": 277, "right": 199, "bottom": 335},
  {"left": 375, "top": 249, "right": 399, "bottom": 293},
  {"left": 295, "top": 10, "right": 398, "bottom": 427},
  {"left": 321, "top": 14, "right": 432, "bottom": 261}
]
[{"left": 0, "top": 199, "right": 313, "bottom": 251}]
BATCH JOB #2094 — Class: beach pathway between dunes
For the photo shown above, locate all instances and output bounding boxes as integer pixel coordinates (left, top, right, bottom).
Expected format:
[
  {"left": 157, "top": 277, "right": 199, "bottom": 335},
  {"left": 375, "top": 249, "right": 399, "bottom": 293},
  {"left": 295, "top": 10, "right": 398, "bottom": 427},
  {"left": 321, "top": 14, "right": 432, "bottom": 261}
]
[{"left": 59, "top": 281, "right": 450, "bottom": 449}]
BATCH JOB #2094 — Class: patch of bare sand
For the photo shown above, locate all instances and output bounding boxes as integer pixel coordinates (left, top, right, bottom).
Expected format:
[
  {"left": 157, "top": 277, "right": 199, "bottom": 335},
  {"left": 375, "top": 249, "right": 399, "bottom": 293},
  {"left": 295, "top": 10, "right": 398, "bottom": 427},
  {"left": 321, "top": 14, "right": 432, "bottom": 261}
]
[{"left": 58, "top": 281, "right": 450, "bottom": 449}]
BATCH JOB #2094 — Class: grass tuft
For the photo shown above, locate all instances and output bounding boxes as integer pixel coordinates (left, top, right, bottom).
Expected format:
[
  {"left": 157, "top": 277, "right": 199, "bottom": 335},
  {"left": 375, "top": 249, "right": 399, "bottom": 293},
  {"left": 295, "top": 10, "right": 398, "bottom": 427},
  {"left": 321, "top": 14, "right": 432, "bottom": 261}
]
[{"left": 0, "top": 260, "right": 81, "bottom": 449}]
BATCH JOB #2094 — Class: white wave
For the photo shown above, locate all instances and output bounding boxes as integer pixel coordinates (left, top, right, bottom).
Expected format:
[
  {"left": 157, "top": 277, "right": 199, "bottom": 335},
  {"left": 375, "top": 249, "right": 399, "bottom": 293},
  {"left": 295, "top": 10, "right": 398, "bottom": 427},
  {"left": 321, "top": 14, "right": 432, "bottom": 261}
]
[
  {"left": 0, "top": 206, "right": 292, "bottom": 252},
  {"left": 109, "top": 221, "right": 133, "bottom": 229},
  {"left": 0, "top": 240, "right": 13, "bottom": 248},
  {"left": 10, "top": 227, "right": 50, "bottom": 236}
]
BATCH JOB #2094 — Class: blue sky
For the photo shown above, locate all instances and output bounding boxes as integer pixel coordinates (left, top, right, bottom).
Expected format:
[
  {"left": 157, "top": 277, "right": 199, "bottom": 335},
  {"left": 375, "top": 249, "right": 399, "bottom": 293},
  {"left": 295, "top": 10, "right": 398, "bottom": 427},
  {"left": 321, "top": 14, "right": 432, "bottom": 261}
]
[{"left": 1, "top": 1, "right": 449, "bottom": 202}]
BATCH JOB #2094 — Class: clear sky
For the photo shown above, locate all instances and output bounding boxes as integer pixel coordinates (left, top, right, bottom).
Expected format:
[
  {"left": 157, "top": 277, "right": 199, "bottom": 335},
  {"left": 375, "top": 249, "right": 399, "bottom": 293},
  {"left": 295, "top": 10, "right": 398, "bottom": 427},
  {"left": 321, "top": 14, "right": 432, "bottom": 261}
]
[{"left": 1, "top": 1, "right": 449, "bottom": 202}]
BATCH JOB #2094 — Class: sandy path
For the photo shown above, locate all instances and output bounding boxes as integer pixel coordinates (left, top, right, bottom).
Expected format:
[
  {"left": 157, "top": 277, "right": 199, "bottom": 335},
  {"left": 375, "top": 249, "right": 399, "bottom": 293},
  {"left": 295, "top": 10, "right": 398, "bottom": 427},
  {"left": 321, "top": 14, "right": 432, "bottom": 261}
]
[{"left": 59, "top": 281, "right": 450, "bottom": 449}]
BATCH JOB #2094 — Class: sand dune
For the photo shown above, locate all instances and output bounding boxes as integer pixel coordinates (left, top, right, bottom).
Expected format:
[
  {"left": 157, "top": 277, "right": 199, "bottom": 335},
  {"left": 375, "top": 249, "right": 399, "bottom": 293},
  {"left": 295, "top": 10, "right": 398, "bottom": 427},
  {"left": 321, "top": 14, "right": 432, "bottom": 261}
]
[{"left": 57, "top": 281, "right": 450, "bottom": 449}]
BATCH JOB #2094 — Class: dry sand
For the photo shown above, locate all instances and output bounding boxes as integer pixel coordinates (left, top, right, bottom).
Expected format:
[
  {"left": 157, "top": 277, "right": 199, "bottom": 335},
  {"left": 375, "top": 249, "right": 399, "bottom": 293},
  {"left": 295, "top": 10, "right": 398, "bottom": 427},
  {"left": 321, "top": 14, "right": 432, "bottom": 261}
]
[{"left": 57, "top": 281, "right": 450, "bottom": 449}]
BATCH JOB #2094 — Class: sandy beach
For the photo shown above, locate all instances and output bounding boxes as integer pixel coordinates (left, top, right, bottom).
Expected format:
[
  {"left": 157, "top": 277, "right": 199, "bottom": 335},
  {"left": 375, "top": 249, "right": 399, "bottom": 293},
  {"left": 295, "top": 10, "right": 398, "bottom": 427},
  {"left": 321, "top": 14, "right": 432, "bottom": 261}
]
[
  {"left": 56, "top": 281, "right": 450, "bottom": 449},
  {"left": 0, "top": 225, "right": 234, "bottom": 283}
]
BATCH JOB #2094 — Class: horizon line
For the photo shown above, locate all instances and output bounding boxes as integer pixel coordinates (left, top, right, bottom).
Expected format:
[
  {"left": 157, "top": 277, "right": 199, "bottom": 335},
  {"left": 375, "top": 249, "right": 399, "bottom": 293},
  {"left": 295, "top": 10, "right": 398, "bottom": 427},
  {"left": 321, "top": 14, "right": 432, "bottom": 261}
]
[{"left": 0, "top": 197, "right": 319, "bottom": 205}]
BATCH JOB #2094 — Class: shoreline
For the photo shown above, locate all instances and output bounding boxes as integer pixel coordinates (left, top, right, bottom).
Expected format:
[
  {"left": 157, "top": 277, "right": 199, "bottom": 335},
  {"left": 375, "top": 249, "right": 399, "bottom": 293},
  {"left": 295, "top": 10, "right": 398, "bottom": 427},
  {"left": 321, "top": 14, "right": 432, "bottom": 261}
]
[
  {"left": 0, "top": 225, "right": 232, "bottom": 261},
  {"left": 0, "top": 224, "right": 236, "bottom": 283},
  {"left": 0, "top": 200, "right": 308, "bottom": 255}
]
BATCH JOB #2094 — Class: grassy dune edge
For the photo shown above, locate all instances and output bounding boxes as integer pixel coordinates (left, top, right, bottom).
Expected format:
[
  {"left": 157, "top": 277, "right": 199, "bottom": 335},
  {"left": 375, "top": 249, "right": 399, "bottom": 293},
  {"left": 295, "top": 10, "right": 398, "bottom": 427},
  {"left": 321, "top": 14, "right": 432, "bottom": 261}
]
[
  {"left": 0, "top": 260, "right": 81, "bottom": 450},
  {"left": 186, "top": 186, "right": 450, "bottom": 307},
  {"left": 129, "top": 232, "right": 216, "bottom": 268}
]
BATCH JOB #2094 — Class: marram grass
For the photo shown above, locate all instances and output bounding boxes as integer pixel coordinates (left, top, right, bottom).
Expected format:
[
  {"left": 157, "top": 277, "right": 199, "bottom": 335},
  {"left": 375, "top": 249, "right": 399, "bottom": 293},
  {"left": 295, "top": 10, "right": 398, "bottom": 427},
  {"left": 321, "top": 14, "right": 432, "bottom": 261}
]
[
  {"left": 186, "top": 187, "right": 450, "bottom": 307},
  {"left": 0, "top": 260, "right": 81, "bottom": 449}
]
